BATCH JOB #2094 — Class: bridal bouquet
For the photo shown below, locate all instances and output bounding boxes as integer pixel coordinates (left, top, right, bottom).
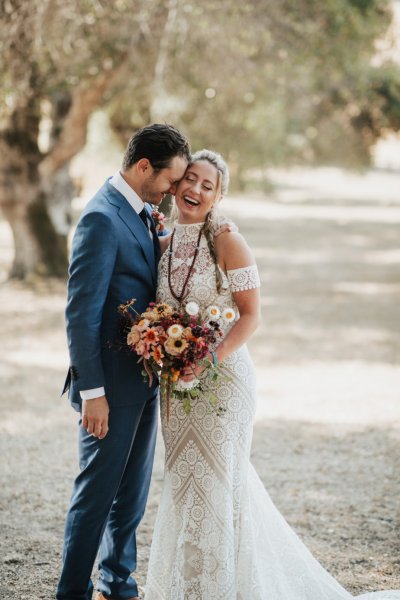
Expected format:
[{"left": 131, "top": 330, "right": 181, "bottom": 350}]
[{"left": 118, "top": 299, "right": 233, "bottom": 417}]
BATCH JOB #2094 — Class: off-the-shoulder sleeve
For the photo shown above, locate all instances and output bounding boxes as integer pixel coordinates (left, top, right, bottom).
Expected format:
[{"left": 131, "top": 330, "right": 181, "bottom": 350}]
[{"left": 226, "top": 264, "right": 261, "bottom": 292}]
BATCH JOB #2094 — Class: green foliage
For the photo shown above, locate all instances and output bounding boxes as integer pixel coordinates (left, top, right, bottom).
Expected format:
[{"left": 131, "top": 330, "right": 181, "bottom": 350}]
[
  {"left": 158, "top": 0, "right": 399, "bottom": 176},
  {"left": 370, "top": 64, "right": 400, "bottom": 128},
  {"left": 1, "top": 0, "right": 399, "bottom": 180}
]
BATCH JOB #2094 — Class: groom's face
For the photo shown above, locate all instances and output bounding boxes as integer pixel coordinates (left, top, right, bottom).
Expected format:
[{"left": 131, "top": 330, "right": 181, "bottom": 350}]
[{"left": 141, "top": 156, "right": 188, "bottom": 205}]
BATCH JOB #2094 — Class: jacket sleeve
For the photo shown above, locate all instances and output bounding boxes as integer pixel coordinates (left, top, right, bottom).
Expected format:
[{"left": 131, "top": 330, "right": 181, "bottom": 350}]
[{"left": 65, "top": 210, "right": 118, "bottom": 392}]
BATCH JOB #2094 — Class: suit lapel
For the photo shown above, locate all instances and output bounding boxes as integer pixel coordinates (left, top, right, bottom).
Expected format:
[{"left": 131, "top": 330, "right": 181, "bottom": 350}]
[{"left": 106, "top": 181, "right": 156, "bottom": 284}]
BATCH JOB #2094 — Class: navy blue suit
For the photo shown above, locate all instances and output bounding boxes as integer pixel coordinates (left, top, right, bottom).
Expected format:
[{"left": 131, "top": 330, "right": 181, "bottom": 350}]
[{"left": 57, "top": 180, "right": 160, "bottom": 600}]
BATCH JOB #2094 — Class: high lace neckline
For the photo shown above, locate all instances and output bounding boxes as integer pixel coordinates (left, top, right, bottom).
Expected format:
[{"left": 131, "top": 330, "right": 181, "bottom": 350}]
[
  {"left": 174, "top": 221, "right": 205, "bottom": 229},
  {"left": 173, "top": 221, "right": 205, "bottom": 239}
]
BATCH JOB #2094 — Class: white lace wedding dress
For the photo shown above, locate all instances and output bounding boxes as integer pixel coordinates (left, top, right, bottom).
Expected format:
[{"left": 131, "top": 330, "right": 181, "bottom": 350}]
[{"left": 145, "top": 221, "right": 399, "bottom": 600}]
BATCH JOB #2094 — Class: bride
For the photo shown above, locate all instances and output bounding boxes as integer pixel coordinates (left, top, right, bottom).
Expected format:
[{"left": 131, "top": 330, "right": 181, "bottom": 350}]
[{"left": 145, "top": 149, "right": 399, "bottom": 600}]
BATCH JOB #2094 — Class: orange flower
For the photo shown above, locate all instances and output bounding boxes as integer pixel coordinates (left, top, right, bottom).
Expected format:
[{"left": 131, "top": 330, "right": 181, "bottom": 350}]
[
  {"left": 145, "top": 328, "right": 159, "bottom": 344},
  {"left": 169, "top": 368, "right": 180, "bottom": 382},
  {"left": 135, "top": 339, "right": 150, "bottom": 357},
  {"left": 150, "top": 346, "right": 164, "bottom": 366}
]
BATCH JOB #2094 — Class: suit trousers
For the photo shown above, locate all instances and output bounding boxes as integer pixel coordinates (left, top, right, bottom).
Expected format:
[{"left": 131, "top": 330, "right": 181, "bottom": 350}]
[{"left": 56, "top": 394, "right": 158, "bottom": 600}]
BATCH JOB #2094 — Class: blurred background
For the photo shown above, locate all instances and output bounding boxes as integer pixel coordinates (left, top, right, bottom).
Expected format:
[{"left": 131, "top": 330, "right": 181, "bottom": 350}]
[
  {"left": 0, "top": 0, "right": 400, "bottom": 280},
  {"left": 0, "top": 1, "right": 399, "bottom": 598}
]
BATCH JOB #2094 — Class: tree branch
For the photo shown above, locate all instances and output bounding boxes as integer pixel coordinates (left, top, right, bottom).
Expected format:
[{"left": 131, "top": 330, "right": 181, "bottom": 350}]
[{"left": 39, "top": 67, "right": 122, "bottom": 180}]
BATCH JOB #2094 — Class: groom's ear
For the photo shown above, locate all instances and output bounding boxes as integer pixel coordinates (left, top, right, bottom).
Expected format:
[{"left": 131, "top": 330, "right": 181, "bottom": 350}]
[{"left": 137, "top": 158, "right": 152, "bottom": 175}]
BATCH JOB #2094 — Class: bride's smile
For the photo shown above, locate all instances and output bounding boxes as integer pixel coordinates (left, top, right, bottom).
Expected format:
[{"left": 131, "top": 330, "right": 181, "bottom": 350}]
[{"left": 175, "top": 160, "right": 222, "bottom": 223}]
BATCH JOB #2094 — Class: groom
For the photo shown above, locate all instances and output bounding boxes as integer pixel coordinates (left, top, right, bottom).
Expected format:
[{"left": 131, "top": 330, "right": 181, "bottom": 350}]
[{"left": 57, "top": 124, "right": 190, "bottom": 600}]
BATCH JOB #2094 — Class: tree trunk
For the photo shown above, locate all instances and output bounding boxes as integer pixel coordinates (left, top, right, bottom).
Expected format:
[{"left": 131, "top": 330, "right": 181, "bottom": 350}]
[
  {"left": 0, "top": 67, "right": 128, "bottom": 280},
  {"left": 2, "top": 200, "right": 42, "bottom": 279},
  {"left": 0, "top": 102, "right": 69, "bottom": 279},
  {"left": 0, "top": 154, "right": 69, "bottom": 280}
]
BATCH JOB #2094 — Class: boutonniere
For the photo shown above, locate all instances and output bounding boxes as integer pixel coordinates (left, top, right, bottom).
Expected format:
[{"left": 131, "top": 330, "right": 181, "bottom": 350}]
[{"left": 151, "top": 208, "right": 166, "bottom": 234}]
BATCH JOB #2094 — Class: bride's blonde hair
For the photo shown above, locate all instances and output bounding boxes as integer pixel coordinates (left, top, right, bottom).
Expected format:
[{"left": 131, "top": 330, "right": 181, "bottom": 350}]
[{"left": 170, "top": 149, "right": 230, "bottom": 293}]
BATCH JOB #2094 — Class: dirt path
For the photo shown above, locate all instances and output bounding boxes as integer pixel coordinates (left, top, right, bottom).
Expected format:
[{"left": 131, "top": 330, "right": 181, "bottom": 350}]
[{"left": 0, "top": 167, "right": 399, "bottom": 599}]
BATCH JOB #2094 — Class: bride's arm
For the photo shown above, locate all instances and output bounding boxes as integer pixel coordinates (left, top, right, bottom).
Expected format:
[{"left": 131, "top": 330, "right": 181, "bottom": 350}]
[
  {"left": 180, "top": 232, "right": 260, "bottom": 381},
  {"left": 213, "top": 232, "right": 261, "bottom": 364}
]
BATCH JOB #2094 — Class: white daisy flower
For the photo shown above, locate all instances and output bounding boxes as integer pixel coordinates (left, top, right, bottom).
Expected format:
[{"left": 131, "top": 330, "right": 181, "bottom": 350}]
[
  {"left": 206, "top": 305, "right": 221, "bottom": 321},
  {"left": 167, "top": 324, "right": 184, "bottom": 339},
  {"left": 222, "top": 307, "right": 236, "bottom": 323},
  {"left": 185, "top": 301, "right": 200, "bottom": 316}
]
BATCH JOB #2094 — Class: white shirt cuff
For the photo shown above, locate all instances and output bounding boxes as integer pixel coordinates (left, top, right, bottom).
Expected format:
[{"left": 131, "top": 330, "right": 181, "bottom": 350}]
[{"left": 80, "top": 387, "right": 105, "bottom": 400}]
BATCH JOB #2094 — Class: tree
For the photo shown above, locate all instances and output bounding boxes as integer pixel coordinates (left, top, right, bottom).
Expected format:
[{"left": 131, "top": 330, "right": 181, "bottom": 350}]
[
  {"left": 0, "top": 0, "right": 165, "bottom": 278},
  {"left": 0, "top": 0, "right": 399, "bottom": 279},
  {"left": 139, "top": 0, "right": 400, "bottom": 180}
]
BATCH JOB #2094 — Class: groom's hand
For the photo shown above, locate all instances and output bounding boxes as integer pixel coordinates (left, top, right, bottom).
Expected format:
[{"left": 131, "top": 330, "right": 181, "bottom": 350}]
[
  {"left": 82, "top": 396, "right": 109, "bottom": 439},
  {"left": 214, "top": 218, "right": 238, "bottom": 237}
]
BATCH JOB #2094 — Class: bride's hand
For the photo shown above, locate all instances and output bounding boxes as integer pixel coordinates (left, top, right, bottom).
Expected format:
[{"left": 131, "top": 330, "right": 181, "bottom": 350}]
[
  {"left": 179, "top": 367, "right": 197, "bottom": 382},
  {"left": 179, "top": 355, "right": 212, "bottom": 382}
]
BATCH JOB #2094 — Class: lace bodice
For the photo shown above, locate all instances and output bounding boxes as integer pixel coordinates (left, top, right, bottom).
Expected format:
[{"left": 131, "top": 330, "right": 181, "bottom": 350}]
[{"left": 157, "top": 222, "right": 260, "bottom": 333}]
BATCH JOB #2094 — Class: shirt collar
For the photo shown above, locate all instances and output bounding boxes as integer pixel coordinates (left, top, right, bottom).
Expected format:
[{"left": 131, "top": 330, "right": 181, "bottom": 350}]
[{"left": 109, "top": 171, "right": 145, "bottom": 215}]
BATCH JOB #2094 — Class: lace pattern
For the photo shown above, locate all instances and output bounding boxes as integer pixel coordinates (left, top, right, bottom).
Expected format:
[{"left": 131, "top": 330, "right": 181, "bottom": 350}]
[
  {"left": 227, "top": 264, "right": 260, "bottom": 292},
  {"left": 145, "top": 221, "right": 400, "bottom": 600}
]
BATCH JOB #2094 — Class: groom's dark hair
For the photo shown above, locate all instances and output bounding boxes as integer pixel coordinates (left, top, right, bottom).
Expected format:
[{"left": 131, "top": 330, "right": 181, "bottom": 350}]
[{"left": 122, "top": 123, "right": 191, "bottom": 172}]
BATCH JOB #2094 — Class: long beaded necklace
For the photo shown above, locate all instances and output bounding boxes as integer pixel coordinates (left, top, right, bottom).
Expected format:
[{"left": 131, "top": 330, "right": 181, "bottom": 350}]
[{"left": 168, "top": 226, "right": 204, "bottom": 303}]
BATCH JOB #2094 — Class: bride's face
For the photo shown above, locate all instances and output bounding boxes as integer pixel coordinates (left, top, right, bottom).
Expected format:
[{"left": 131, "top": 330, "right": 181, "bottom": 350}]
[{"left": 174, "top": 160, "right": 220, "bottom": 224}]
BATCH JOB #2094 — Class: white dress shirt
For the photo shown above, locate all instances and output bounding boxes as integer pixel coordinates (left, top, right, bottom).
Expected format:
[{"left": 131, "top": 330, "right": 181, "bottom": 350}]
[
  {"left": 80, "top": 171, "right": 150, "bottom": 401},
  {"left": 110, "top": 170, "right": 145, "bottom": 214}
]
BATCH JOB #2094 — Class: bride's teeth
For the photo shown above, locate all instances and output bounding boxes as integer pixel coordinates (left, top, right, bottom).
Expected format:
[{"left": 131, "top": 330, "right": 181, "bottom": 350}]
[{"left": 184, "top": 196, "right": 199, "bottom": 206}]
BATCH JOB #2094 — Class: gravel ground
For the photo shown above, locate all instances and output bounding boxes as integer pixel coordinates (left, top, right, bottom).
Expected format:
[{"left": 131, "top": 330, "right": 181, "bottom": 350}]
[{"left": 0, "top": 167, "right": 399, "bottom": 599}]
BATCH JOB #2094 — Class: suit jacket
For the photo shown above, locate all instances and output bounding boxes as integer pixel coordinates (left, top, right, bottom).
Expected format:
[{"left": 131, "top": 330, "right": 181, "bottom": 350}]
[{"left": 63, "top": 180, "right": 160, "bottom": 411}]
